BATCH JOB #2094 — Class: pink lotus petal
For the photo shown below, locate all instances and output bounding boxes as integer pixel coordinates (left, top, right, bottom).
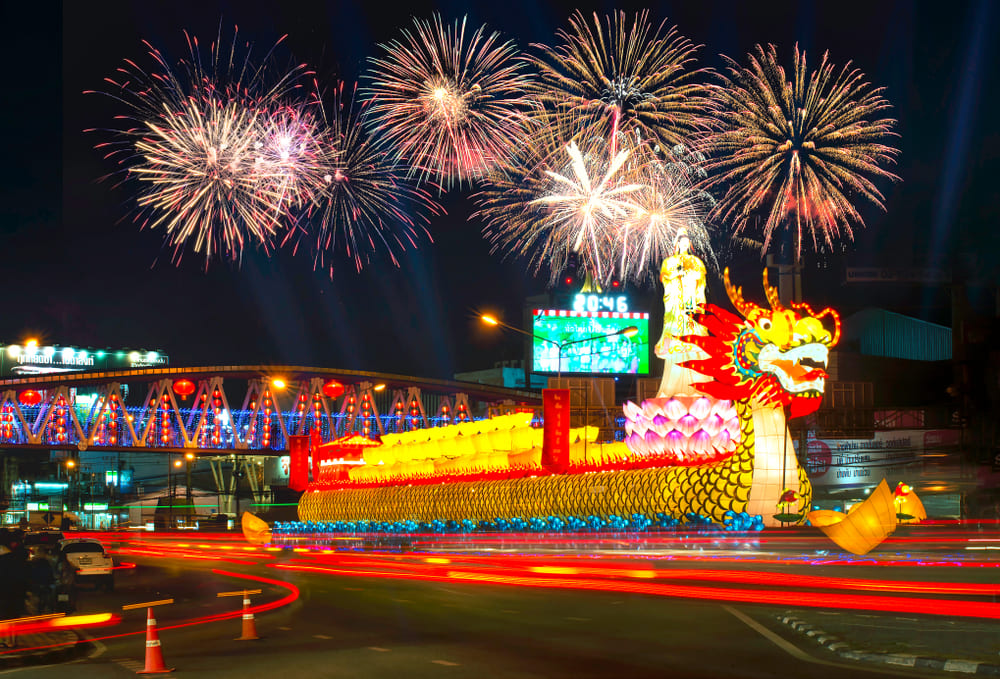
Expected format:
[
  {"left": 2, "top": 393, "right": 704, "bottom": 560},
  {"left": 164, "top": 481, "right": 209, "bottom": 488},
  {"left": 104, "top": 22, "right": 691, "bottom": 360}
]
[
  {"left": 702, "top": 413, "right": 724, "bottom": 437},
  {"left": 690, "top": 429, "right": 711, "bottom": 454},
  {"left": 690, "top": 397, "right": 711, "bottom": 419},
  {"left": 664, "top": 398, "right": 686, "bottom": 420},
  {"left": 678, "top": 413, "right": 699, "bottom": 437}
]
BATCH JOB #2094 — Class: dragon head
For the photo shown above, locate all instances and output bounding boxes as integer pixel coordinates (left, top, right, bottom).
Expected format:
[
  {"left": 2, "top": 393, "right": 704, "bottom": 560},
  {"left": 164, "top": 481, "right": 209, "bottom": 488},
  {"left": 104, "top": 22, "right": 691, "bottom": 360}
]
[{"left": 681, "top": 268, "right": 840, "bottom": 418}]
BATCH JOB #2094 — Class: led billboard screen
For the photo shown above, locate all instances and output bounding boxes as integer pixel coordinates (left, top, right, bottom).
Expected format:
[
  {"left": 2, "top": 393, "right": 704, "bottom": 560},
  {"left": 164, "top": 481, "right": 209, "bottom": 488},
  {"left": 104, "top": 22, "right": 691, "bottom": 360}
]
[
  {"left": 0, "top": 344, "right": 168, "bottom": 377},
  {"left": 531, "top": 309, "right": 649, "bottom": 375}
]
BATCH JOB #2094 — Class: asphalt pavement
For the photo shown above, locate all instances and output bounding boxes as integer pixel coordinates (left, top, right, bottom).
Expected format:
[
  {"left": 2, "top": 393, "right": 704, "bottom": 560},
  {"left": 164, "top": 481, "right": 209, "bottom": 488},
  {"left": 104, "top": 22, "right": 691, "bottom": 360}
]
[{"left": 6, "top": 555, "right": 983, "bottom": 679}]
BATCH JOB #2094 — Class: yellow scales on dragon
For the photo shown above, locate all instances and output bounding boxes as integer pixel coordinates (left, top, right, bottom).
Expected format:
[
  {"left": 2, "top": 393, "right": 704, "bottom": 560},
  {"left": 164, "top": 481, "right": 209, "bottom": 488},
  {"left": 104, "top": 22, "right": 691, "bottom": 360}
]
[{"left": 299, "top": 242, "right": 840, "bottom": 528}]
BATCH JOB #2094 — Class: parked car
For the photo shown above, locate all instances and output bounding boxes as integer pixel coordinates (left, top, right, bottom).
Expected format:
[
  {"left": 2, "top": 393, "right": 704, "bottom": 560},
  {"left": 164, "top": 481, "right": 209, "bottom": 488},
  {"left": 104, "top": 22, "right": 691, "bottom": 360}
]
[
  {"left": 23, "top": 530, "right": 64, "bottom": 558},
  {"left": 59, "top": 538, "right": 114, "bottom": 591}
]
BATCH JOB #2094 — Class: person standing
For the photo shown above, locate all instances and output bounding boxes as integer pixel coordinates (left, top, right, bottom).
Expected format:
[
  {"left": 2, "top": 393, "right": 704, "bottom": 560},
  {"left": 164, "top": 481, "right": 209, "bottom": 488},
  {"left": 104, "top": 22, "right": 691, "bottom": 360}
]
[
  {"left": 28, "top": 547, "right": 56, "bottom": 614},
  {"left": 53, "top": 550, "right": 77, "bottom": 614}
]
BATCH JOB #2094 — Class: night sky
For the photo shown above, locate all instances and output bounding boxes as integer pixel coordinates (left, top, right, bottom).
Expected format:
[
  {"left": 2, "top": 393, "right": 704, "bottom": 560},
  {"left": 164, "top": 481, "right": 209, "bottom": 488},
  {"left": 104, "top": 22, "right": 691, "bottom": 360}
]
[{"left": 1, "top": 1, "right": 998, "bottom": 380}]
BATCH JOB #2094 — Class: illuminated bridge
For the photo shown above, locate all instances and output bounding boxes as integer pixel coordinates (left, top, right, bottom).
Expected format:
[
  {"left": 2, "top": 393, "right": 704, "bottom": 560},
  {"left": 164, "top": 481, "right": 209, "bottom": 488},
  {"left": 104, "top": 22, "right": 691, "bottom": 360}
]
[{"left": 0, "top": 365, "right": 541, "bottom": 456}]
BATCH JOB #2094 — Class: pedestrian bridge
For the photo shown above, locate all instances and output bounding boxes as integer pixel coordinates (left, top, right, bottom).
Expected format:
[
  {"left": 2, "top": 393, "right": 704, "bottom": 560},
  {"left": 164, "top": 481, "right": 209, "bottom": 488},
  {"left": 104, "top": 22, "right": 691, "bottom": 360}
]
[{"left": 0, "top": 365, "right": 540, "bottom": 455}]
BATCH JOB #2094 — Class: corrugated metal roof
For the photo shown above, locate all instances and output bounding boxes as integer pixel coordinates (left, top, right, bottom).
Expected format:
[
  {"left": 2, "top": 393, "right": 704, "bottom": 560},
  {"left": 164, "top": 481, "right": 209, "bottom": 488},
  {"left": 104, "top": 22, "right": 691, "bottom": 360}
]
[{"left": 843, "top": 309, "right": 952, "bottom": 361}]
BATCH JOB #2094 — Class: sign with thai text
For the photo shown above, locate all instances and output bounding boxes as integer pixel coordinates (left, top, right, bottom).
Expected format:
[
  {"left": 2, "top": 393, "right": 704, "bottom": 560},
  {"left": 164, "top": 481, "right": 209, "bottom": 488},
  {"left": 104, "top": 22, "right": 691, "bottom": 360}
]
[
  {"left": 0, "top": 344, "right": 168, "bottom": 377},
  {"left": 287, "top": 435, "right": 310, "bottom": 491},
  {"left": 802, "top": 429, "right": 960, "bottom": 488},
  {"left": 542, "top": 388, "right": 570, "bottom": 473}
]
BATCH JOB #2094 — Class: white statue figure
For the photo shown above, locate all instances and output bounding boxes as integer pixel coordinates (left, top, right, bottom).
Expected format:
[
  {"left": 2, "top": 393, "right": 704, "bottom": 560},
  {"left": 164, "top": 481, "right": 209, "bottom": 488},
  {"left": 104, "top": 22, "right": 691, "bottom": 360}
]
[{"left": 655, "top": 230, "right": 709, "bottom": 397}]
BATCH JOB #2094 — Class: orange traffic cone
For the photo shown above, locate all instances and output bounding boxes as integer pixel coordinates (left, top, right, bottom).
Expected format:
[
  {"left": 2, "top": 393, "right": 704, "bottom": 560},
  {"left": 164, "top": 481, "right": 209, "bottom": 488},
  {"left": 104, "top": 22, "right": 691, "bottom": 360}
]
[
  {"left": 236, "top": 596, "right": 259, "bottom": 641},
  {"left": 137, "top": 607, "right": 174, "bottom": 674}
]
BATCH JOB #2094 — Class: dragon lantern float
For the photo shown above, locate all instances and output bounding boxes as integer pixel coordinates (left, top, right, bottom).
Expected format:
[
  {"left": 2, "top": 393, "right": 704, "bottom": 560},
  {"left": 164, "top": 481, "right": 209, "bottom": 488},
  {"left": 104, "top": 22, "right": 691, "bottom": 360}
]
[{"left": 298, "top": 239, "right": 840, "bottom": 529}]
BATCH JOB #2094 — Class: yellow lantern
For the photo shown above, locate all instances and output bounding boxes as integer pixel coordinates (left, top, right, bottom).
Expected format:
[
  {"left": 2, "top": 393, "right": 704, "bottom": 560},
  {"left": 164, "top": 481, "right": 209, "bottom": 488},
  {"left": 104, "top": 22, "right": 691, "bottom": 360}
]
[{"left": 807, "top": 479, "right": 898, "bottom": 555}]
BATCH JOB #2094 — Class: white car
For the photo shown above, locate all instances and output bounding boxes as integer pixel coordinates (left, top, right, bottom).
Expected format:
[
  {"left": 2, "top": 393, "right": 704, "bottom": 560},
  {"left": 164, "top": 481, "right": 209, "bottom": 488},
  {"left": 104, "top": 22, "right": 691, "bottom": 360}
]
[{"left": 60, "top": 538, "right": 115, "bottom": 591}]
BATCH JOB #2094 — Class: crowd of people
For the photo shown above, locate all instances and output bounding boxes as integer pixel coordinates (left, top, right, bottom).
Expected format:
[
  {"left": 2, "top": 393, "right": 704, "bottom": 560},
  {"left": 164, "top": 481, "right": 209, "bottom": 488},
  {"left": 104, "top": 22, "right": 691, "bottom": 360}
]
[{"left": 0, "top": 528, "right": 77, "bottom": 646}]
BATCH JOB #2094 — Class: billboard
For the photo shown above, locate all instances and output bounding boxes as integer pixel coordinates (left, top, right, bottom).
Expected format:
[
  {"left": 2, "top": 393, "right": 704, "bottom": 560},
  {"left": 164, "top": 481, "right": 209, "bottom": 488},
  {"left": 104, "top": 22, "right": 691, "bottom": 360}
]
[
  {"left": 802, "top": 429, "right": 961, "bottom": 489},
  {"left": 0, "top": 344, "right": 168, "bottom": 377},
  {"left": 531, "top": 307, "right": 649, "bottom": 375}
]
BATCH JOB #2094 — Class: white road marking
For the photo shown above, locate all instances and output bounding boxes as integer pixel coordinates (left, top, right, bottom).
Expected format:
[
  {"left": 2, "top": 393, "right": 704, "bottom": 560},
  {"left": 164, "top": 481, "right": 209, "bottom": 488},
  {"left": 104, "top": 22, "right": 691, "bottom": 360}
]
[
  {"left": 87, "top": 640, "right": 106, "bottom": 659},
  {"left": 278, "top": 626, "right": 292, "bottom": 631},
  {"left": 368, "top": 646, "right": 391, "bottom": 652},
  {"left": 110, "top": 658, "right": 146, "bottom": 672},
  {"left": 943, "top": 660, "right": 981, "bottom": 673},
  {"left": 313, "top": 634, "right": 333, "bottom": 640},
  {"left": 724, "top": 606, "right": 913, "bottom": 675},
  {"left": 432, "top": 660, "right": 460, "bottom": 666},
  {"left": 344, "top": 587, "right": 363, "bottom": 591}
]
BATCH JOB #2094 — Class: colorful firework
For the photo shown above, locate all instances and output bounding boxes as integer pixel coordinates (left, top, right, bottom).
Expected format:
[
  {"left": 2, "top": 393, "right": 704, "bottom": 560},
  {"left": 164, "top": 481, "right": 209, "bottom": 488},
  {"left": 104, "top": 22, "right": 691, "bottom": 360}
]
[
  {"left": 616, "top": 144, "right": 716, "bottom": 285},
  {"left": 476, "top": 123, "right": 713, "bottom": 288},
  {"left": 363, "top": 14, "right": 535, "bottom": 188},
  {"left": 290, "top": 82, "right": 443, "bottom": 275},
  {"left": 525, "top": 10, "right": 714, "bottom": 156},
  {"left": 88, "top": 28, "right": 316, "bottom": 265},
  {"left": 705, "top": 44, "right": 900, "bottom": 258}
]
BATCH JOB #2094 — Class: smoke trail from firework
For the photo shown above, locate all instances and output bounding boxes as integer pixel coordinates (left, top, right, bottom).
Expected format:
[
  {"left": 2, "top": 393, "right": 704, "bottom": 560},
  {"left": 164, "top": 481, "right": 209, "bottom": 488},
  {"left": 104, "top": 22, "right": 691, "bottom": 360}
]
[
  {"left": 363, "top": 14, "right": 535, "bottom": 188},
  {"left": 88, "top": 29, "right": 317, "bottom": 266},
  {"left": 291, "top": 82, "right": 443, "bottom": 275},
  {"left": 705, "top": 44, "right": 899, "bottom": 258},
  {"left": 526, "top": 10, "right": 715, "bottom": 156}
]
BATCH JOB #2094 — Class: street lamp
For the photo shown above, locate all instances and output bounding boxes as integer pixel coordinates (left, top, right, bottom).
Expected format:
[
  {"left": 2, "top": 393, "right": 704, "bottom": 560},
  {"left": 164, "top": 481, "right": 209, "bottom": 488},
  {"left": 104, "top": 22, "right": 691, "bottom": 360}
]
[
  {"left": 481, "top": 314, "right": 639, "bottom": 383},
  {"left": 184, "top": 452, "right": 195, "bottom": 526}
]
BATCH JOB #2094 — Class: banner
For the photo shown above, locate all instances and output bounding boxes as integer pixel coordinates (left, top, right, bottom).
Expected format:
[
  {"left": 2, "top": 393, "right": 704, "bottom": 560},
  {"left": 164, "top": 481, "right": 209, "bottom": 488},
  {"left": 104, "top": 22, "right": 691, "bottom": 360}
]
[
  {"left": 542, "top": 388, "right": 571, "bottom": 473},
  {"left": 288, "top": 435, "right": 310, "bottom": 491},
  {"left": 803, "top": 429, "right": 960, "bottom": 488}
]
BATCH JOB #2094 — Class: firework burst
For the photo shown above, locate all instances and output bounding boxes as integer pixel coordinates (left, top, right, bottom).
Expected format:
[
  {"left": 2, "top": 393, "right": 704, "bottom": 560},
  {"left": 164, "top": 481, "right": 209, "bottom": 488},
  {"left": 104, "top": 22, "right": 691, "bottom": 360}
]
[
  {"left": 88, "top": 28, "right": 316, "bottom": 265},
  {"left": 363, "top": 14, "right": 535, "bottom": 188},
  {"left": 526, "top": 10, "right": 714, "bottom": 156},
  {"left": 476, "top": 122, "right": 713, "bottom": 288},
  {"left": 616, "top": 144, "right": 716, "bottom": 285},
  {"left": 705, "top": 44, "right": 899, "bottom": 258},
  {"left": 291, "top": 82, "right": 443, "bottom": 275}
]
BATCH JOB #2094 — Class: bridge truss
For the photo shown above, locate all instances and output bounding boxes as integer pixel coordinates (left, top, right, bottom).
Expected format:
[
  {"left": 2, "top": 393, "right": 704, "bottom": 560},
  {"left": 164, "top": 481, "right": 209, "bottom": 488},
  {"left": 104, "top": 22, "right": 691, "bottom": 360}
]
[{"left": 0, "top": 365, "right": 540, "bottom": 455}]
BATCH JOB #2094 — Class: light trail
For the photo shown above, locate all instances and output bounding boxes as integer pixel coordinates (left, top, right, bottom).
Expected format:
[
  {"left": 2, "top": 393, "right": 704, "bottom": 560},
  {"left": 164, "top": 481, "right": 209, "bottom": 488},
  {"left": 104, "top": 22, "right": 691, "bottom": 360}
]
[
  {"left": 0, "top": 567, "right": 299, "bottom": 656},
  {"left": 270, "top": 561, "right": 1000, "bottom": 620}
]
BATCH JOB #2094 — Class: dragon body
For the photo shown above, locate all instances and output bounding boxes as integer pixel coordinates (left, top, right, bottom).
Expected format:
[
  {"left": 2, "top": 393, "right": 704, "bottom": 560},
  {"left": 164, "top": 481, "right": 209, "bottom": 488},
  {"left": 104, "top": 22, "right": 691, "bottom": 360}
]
[
  {"left": 298, "top": 260, "right": 839, "bottom": 529},
  {"left": 623, "top": 267, "right": 839, "bottom": 526}
]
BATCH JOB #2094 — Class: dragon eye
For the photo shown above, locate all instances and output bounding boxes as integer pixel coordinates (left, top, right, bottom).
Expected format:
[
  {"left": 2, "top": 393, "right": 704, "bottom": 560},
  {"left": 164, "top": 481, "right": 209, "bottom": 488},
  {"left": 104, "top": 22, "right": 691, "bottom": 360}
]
[{"left": 760, "top": 319, "right": 771, "bottom": 331}]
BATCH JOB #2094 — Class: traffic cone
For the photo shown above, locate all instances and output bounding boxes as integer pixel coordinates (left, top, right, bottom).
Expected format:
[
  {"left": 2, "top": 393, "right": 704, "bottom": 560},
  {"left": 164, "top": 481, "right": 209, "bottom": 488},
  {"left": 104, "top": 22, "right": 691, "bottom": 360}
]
[
  {"left": 137, "top": 607, "right": 174, "bottom": 674},
  {"left": 236, "top": 596, "right": 259, "bottom": 641}
]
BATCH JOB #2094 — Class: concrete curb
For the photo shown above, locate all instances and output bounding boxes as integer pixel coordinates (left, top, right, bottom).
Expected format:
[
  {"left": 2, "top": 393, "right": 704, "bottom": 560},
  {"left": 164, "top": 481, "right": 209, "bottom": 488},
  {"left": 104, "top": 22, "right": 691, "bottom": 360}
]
[
  {"left": 0, "top": 632, "right": 89, "bottom": 670},
  {"left": 779, "top": 616, "right": 1000, "bottom": 676}
]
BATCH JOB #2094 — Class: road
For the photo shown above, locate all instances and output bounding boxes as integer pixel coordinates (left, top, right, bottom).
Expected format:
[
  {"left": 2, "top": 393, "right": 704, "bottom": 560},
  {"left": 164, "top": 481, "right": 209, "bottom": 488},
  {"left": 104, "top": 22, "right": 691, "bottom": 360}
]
[{"left": 12, "top": 546, "right": 977, "bottom": 679}]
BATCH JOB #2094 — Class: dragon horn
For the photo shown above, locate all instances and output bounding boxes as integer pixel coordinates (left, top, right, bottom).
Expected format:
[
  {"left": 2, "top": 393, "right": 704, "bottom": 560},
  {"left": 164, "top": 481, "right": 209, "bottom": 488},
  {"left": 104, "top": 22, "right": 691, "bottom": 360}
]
[
  {"left": 762, "top": 268, "right": 785, "bottom": 312},
  {"left": 723, "top": 268, "right": 755, "bottom": 317}
]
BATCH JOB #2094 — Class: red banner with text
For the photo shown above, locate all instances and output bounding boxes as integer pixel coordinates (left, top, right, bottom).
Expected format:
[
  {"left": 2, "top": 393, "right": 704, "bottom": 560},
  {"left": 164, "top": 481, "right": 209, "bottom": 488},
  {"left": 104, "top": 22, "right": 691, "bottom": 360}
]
[
  {"left": 542, "top": 388, "right": 570, "bottom": 474},
  {"left": 288, "top": 435, "right": 310, "bottom": 491}
]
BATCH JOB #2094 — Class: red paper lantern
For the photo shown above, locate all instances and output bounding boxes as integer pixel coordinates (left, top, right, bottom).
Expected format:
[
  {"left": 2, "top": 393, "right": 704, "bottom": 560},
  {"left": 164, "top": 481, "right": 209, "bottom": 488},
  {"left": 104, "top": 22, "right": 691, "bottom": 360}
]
[
  {"left": 173, "top": 379, "right": 195, "bottom": 398},
  {"left": 322, "top": 380, "right": 344, "bottom": 399},
  {"left": 18, "top": 390, "right": 42, "bottom": 406}
]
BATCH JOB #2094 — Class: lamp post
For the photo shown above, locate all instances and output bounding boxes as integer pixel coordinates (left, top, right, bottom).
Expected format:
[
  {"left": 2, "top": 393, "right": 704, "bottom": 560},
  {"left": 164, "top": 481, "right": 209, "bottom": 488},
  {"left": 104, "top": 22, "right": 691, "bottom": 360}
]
[
  {"left": 185, "top": 452, "right": 194, "bottom": 526},
  {"left": 480, "top": 314, "right": 639, "bottom": 385}
]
